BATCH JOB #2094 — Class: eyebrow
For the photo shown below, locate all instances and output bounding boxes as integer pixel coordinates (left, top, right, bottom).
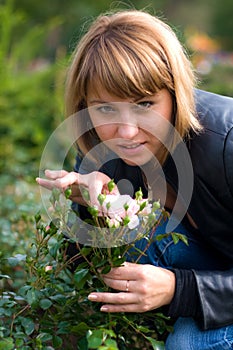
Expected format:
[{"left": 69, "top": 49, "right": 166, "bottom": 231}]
[
  {"left": 88, "top": 97, "right": 148, "bottom": 105},
  {"left": 88, "top": 99, "right": 109, "bottom": 105}
]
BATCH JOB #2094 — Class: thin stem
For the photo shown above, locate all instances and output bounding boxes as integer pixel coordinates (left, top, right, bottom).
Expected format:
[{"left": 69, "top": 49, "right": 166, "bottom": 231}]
[{"left": 10, "top": 304, "right": 31, "bottom": 336}]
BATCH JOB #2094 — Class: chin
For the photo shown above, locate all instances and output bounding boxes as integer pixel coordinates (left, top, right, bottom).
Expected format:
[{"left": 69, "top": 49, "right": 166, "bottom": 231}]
[{"left": 121, "top": 156, "right": 153, "bottom": 167}]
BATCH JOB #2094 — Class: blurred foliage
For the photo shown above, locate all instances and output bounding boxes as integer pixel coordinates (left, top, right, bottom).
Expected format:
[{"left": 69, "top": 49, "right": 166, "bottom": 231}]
[
  {"left": 0, "top": 0, "right": 232, "bottom": 347},
  {"left": 10, "top": 0, "right": 233, "bottom": 52},
  {"left": 197, "top": 64, "right": 233, "bottom": 97},
  {"left": 0, "top": 0, "right": 67, "bottom": 178},
  {"left": 211, "top": 0, "right": 233, "bottom": 51}
]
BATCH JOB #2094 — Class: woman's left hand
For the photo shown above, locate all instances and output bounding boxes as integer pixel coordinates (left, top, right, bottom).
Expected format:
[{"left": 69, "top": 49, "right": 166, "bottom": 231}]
[{"left": 88, "top": 262, "right": 175, "bottom": 313}]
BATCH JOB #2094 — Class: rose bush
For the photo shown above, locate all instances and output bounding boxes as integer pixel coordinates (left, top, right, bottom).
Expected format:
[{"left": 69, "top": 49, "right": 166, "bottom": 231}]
[{"left": 0, "top": 181, "right": 188, "bottom": 349}]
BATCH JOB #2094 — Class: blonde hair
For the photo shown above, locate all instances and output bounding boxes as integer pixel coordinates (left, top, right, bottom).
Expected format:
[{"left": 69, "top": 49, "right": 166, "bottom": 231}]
[{"left": 65, "top": 9, "right": 202, "bottom": 161}]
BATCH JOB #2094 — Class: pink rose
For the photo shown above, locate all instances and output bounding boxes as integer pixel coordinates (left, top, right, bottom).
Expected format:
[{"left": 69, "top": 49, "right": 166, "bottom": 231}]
[
  {"left": 138, "top": 200, "right": 152, "bottom": 215},
  {"left": 102, "top": 195, "right": 140, "bottom": 219}
]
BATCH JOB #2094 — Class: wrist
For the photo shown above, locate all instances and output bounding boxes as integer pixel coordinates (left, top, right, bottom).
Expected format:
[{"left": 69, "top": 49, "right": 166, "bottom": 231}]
[{"left": 163, "top": 268, "right": 176, "bottom": 305}]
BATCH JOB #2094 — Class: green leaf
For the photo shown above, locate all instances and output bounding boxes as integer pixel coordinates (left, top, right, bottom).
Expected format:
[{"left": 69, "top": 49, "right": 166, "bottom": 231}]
[
  {"left": 101, "top": 264, "right": 111, "bottom": 274},
  {"left": 171, "top": 232, "right": 189, "bottom": 245},
  {"left": 74, "top": 268, "right": 90, "bottom": 289},
  {"left": 21, "top": 317, "right": 35, "bottom": 336},
  {"left": 49, "top": 242, "right": 61, "bottom": 259},
  {"left": 36, "top": 332, "right": 53, "bottom": 342},
  {"left": 50, "top": 294, "right": 66, "bottom": 305},
  {"left": 71, "top": 322, "right": 90, "bottom": 337},
  {"left": 139, "top": 200, "right": 147, "bottom": 211},
  {"left": 57, "top": 321, "right": 70, "bottom": 335},
  {"left": 77, "top": 336, "right": 88, "bottom": 350},
  {"left": 52, "top": 335, "right": 63, "bottom": 348},
  {"left": 87, "top": 329, "right": 104, "bottom": 349},
  {"left": 39, "top": 298, "right": 52, "bottom": 310},
  {"left": 104, "top": 338, "right": 118, "bottom": 347},
  {"left": 178, "top": 233, "right": 189, "bottom": 246},
  {"left": 112, "top": 257, "right": 125, "bottom": 267},
  {"left": 171, "top": 232, "right": 180, "bottom": 245},
  {"left": 15, "top": 338, "right": 24, "bottom": 348},
  {"left": 80, "top": 247, "right": 92, "bottom": 257},
  {"left": 25, "top": 288, "right": 40, "bottom": 306},
  {"left": 0, "top": 338, "right": 14, "bottom": 350},
  {"left": 156, "top": 233, "right": 169, "bottom": 242},
  {"left": 145, "top": 337, "right": 165, "bottom": 350},
  {"left": 35, "top": 212, "right": 41, "bottom": 223}
]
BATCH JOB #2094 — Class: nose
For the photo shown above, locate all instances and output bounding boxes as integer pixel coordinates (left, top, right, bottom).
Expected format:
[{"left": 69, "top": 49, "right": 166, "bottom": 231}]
[
  {"left": 117, "top": 122, "right": 139, "bottom": 139},
  {"left": 116, "top": 107, "right": 139, "bottom": 139}
]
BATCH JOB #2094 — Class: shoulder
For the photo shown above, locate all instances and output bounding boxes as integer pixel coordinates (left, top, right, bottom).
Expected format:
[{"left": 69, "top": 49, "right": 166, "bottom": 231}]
[
  {"left": 194, "top": 89, "right": 233, "bottom": 134},
  {"left": 190, "top": 90, "right": 233, "bottom": 197}
]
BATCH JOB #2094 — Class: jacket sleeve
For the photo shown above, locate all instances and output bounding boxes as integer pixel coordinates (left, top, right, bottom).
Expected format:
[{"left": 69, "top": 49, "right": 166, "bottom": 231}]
[
  {"left": 193, "top": 268, "right": 233, "bottom": 329},
  {"left": 193, "top": 126, "right": 233, "bottom": 330}
]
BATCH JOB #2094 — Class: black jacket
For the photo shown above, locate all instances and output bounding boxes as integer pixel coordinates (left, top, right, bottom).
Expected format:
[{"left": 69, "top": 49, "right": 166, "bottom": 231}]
[
  {"left": 167, "top": 89, "right": 233, "bottom": 329},
  {"left": 73, "top": 89, "right": 233, "bottom": 330},
  {"left": 192, "top": 89, "right": 233, "bottom": 329}
]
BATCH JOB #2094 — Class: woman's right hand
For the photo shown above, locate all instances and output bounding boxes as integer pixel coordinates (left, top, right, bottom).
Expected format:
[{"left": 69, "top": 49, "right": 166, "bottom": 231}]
[{"left": 36, "top": 170, "right": 119, "bottom": 206}]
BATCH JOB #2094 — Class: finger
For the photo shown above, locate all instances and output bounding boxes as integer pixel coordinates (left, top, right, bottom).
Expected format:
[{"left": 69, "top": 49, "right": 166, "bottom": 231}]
[
  {"left": 52, "top": 172, "right": 80, "bottom": 188},
  {"left": 88, "top": 292, "right": 141, "bottom": 313},
  {"left": 102, "top": 277, "right": 135, "bottom": 293},
  {"left": 36, "top": 178, "right": 56, "bottom": 190},
  {"left": 88, "top": 291, "right": 135, "bottom": 305},
  {"left": 100, "top": 303, "right": 142, "bottom": 313},
  {"left": 44, "top": 169, "right": 69, "bottom": 179},
  {"left": 36, "top": 172, "right": 80, "bottom": 191},
  {"left": 101, "top": 262, "right": 139, "bottom": 281}
]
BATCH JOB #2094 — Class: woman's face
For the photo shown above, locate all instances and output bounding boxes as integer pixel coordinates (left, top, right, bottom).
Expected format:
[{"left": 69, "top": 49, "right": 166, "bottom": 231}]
[{"left": 87, "top": 88, "right": 173, "bottom": 166}]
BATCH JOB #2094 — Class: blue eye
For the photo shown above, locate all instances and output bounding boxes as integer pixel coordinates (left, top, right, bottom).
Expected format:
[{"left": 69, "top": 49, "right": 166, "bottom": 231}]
[
  {"left": 138, "top": 101, "right": 153, "bottom": 109},
  {"left": 96, "top": 105, "right": 116, "bottom": 114},
  {"left": 134, "top": 101, "right": 154, "bottom": 112}
]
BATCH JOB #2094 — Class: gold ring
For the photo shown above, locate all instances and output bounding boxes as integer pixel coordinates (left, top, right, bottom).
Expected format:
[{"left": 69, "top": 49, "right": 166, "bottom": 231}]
[{"left": 125, "top": 280, "right": 129, "bottom": 292}]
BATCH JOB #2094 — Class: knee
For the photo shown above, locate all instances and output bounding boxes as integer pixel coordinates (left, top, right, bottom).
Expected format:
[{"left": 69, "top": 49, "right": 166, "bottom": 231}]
[
  {"left": 165, "top": 318, "right": 195, "bottom": 350},
  {"left": 165, "top": 317, "right": 233, "bottom": 350}
]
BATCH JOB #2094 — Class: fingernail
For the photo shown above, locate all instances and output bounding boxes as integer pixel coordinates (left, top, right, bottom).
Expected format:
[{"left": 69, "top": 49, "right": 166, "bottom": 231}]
[
  {"left": 100, "top": 306, "right": 108, "bottom": 312},
  {"left": 88, "top": 294, "right": 97, "bottom": 300}
]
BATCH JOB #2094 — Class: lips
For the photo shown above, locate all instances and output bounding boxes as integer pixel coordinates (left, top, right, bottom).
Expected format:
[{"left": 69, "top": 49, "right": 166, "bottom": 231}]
[
  {"left": 121, "top": 144, "right": 141, "bottom": 149},
  {"left": 118, "top": 142, "right": 145, "bottom": 149},
  {"left": 115, "top": 142, "right": 147, "bottom": 158}
]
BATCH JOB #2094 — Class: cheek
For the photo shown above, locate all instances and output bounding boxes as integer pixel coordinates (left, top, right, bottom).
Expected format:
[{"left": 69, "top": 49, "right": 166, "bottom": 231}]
[{"left": 95, "top": 125, "right": 116, "bottom": 141}]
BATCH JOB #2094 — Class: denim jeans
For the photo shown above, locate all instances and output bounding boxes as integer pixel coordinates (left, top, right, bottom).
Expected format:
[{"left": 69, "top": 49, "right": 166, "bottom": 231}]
[{"left": 128, "top": 219, "right": 233, "bottom": 350}]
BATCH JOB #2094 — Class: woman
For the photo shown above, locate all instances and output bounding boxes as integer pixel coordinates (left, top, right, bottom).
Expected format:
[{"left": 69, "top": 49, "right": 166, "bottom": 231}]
[{"left": 36, "top": 10, "right": 233, "bottom": 349}]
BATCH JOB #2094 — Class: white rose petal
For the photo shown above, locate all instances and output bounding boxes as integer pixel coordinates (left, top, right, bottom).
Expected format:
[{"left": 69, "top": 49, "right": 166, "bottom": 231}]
[{"left": 127, "top": 215, "right": 140, "bottom": 229}]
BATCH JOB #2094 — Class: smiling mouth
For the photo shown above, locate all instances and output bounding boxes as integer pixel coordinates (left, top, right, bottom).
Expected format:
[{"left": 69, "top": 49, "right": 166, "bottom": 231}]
[{"left": 119, "top": 142, "right": 145, "bottom": 149}]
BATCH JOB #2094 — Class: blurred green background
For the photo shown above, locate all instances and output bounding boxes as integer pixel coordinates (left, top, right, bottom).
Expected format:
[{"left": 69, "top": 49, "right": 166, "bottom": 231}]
[{"left": 0, "top": 0, "right": 232, "bottom": 262}]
